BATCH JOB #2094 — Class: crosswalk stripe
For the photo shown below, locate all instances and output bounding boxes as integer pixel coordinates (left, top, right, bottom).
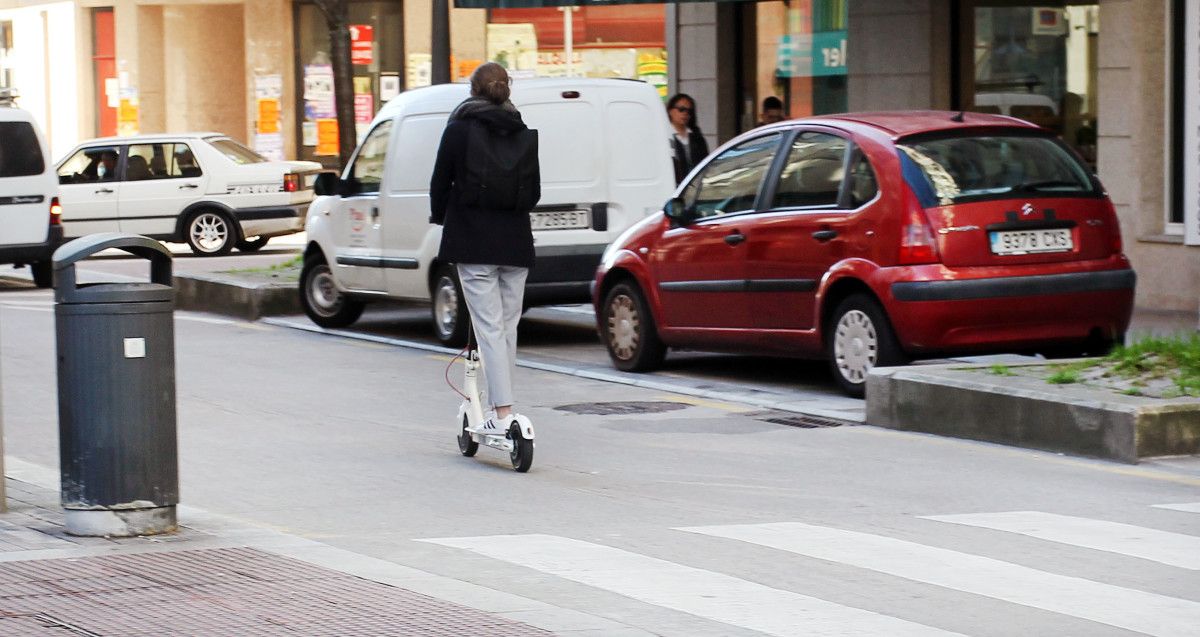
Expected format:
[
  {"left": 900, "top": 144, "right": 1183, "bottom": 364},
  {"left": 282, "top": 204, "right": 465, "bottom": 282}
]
[
  {"left": 922, "top": 511, "right": 1200, "bottom": 570},
  {"left": 1153, "top": 502, "right": 1200, "bottom": 514},
  {"left": 420, "top": 534, "right": 963, "bottom": 637},
  {"left": 680, "top": 522, "right": 1200, "bottom": 637}
]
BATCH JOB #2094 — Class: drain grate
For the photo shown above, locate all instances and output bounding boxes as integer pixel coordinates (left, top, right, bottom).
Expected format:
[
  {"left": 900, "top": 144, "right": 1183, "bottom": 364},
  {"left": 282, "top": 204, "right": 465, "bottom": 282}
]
[
  {"left": 554, "top": 401, "right": 689, "bottom": 416},
  {"left": 751, "top": 412, "right": 854, "bottom": 429}
]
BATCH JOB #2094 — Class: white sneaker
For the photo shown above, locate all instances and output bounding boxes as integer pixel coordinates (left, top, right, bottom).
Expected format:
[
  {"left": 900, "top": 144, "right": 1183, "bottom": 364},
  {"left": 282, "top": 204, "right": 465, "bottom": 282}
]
[{"left": 478, "top": 413, "right": 517, "bottom": 437}]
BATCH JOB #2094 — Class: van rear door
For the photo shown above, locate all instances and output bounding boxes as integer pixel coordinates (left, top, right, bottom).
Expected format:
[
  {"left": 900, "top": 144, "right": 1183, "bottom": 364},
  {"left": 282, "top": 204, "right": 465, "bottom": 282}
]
[{"left": 0, "top": 120, "right": 52, "bottom": 245}]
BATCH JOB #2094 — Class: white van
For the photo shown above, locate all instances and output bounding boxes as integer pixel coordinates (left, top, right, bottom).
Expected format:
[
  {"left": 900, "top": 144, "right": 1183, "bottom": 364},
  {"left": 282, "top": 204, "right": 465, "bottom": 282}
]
[
  {"left": 0, "top": 97, "right": 62, "bottom": 288},
  {"left": 300, "top": 77, "right": 676, "bottom": 345}
]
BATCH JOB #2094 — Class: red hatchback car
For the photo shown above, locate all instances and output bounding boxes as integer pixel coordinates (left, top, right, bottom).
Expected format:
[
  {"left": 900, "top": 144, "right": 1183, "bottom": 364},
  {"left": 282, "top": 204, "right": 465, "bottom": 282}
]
[{"left": 592, "top": 111, "right": 1135, "bottom": 396}]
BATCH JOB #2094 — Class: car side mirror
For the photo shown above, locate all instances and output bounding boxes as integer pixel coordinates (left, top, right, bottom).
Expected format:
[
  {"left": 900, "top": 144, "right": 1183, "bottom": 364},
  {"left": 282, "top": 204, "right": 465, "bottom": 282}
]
[
  {"left": 313, "top": 172, "right": 341, "bottom": 197},
  {"left": 664, "top": 197, "right": 690, "bottom": 223}
]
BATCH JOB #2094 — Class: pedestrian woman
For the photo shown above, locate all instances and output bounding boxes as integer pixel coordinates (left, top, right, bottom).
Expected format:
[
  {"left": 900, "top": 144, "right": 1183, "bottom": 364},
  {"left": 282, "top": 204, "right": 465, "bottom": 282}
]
[
  {"left": 430, "top": 62, "right": 540, "bottom": 435},
  {"left": 667, "top": 93, "right": 709, "bottom": 184}
]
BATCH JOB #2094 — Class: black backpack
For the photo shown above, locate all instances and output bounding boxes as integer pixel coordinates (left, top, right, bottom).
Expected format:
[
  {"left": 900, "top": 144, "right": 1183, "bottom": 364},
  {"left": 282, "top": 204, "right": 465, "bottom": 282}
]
[{"left": 462, "top": 121, "right": 540, "bottom": 214}]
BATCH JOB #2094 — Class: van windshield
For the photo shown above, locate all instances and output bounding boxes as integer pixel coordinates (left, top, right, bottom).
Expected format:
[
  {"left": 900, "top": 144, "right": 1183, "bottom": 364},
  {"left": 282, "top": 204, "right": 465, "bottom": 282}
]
[
  {"left": 0, "top": 122, "right": 45, "bottom": 177},
  {"left": 897, "top": 134, "right": 1095, "bottom": 207}
]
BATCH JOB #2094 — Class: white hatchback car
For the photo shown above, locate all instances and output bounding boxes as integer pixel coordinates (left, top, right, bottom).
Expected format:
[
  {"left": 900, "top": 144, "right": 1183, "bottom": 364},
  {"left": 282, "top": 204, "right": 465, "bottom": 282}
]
[{"left": 55, "top": 134, "right": 321, "bottom": 255}]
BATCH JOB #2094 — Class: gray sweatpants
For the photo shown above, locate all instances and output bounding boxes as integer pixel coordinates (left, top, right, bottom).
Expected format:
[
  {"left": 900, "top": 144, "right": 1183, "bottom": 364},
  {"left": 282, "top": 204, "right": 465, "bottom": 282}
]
[{"left": 456, "top": 263, "right": 529, "bottom": 409}]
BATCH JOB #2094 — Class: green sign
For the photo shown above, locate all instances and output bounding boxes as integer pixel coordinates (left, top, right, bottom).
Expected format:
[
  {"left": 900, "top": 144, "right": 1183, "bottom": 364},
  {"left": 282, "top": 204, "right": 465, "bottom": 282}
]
[{"left": 776, "top": 30, "right": 848, "bottom": 78}]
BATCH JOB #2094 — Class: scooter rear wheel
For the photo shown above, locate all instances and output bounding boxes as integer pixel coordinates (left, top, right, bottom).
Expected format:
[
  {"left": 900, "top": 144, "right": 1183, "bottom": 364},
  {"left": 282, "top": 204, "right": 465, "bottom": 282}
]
[
  {"left": 509, "top": 426, "right": 533, "bottom": 473},
  {"left": 458, "top": 414, "right": 478, "bottom": 457}
]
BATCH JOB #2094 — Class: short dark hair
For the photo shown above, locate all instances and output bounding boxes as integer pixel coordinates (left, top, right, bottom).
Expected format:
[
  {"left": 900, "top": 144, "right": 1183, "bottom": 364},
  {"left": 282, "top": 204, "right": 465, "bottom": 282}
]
[
  {"left": 666, "top": 93, "right": 701, "bottom": 133},
  {"left": 762, "top": 96, "right": 783, "bottom": 111}
]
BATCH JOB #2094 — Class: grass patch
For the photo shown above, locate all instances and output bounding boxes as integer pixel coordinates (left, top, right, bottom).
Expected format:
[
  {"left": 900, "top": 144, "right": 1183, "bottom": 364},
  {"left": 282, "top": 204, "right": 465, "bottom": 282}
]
[
  {"left": 988, "top": 363, "right": 1014, "bottom": 376},
  {"left": 1046, "top": 367, "right": 1081, "bottom": 384},
  {"left": 1102, "top": 333, "right": 1200, "bottom": 397},
  {"left": 222, "top": 254, "right": 302, "bottom": 275}
]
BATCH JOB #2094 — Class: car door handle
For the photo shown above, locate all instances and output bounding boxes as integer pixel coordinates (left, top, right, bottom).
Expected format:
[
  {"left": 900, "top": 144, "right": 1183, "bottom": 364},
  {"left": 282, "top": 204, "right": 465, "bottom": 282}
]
[
  {"left": 178, "top": 183, "right": 198, "bottom": 190},
  {"left": 724, "top": 231, "right": 745, "bottom": 246},
  {"left": 371, "top": 206, "right": 379, "bottom": 221},
  {"left": 94, "top": 187, "right": 114, "bottom": 194},
  {"left": 812, "top": 229, "right": 838, "bottom": 242}
]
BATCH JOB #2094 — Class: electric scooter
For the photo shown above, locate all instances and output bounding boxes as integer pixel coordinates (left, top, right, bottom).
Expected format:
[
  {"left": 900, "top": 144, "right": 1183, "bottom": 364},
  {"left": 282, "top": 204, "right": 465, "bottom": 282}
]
[{"left": 455, "top": 335, "right": 535, "bottom": 472}]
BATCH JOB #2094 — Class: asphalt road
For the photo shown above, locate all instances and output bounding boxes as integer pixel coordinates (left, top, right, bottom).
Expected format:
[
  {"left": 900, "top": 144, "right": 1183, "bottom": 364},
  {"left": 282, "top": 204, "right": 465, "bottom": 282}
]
[{"left": 1, "top": 280, "right": 1198, "bottom": 636}]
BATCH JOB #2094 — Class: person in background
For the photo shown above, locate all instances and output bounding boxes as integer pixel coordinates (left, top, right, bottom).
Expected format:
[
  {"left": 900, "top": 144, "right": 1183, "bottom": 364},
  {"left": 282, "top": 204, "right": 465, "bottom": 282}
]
[
  {"left": 758, "top": 96, "right": 786, "bottom": 126},
  {"left": 666, "top": 93, "right": 709, "bottom": 184}
]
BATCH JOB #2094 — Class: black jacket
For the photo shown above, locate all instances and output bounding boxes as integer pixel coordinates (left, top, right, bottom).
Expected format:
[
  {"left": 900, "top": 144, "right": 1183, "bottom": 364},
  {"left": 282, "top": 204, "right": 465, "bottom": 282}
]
[
  {"left": 430, "top": 98, "right": 535, "bottom": 268},
  {"left": 671, "top": 128, "right": 709, "bottom": 184}
]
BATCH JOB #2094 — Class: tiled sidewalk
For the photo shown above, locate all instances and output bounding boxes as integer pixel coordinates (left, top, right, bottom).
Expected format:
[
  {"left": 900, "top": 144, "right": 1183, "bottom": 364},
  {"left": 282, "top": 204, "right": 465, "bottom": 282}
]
[{"left": 0, "top": 478, "right": 553, "bottom": 636}]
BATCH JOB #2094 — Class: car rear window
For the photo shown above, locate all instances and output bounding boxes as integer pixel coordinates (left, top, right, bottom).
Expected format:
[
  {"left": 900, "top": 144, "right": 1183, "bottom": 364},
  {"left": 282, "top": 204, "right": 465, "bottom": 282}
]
[
  {"left": 0, "top": 121, "right": 45, "bottom": 177},
  {"left": 207, "top": 138, "right": 267, "bottom": 164},
  {"left": 896, "top": 133, "right": 1096, "bottom": 207}
]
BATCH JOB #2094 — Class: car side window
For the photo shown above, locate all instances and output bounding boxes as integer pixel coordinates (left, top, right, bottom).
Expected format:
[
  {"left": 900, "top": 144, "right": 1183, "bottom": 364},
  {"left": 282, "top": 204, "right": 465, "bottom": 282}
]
[
  {"left": 58, "top": 146, "right": 122, "bottom": 184},
  {"left": 350, "top": 121, "right": 392, "bottom": 195},
  {"left": 125, "top": 143, "right": 202, "bottom": 181},
  {"left": 771, "top": 132, "right": 847, "bottom": 209},
  {"left": 684, "top": 133, "right": 781, "bottom": 218},
  {"left": 848, "top": 152, "right": 878, "bottom": 208}
]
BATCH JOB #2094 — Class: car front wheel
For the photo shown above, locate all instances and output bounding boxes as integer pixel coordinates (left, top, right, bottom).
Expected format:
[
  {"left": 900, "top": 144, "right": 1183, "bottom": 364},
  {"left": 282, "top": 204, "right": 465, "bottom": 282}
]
[
  {"left": 185, "top": 210, "right": 236, "bottom": 256},
  {"left": 826, "top": 293, "right": 906, "bottom": 397},
  {"left": 300, "top": 256, "right": 364, "bottom": 328},
  {"left": 602, "top": 281, "right": 666, "bottom": 372},
  {"left": 236, "top": 236, "right": 269, "bottom": 252}
]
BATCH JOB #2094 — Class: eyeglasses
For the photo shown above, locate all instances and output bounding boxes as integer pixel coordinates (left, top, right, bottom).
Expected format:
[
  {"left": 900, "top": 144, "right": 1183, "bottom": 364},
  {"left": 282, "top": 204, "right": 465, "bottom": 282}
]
[{"left": 673, "top": 106, "right": 693, "bottom": 113}]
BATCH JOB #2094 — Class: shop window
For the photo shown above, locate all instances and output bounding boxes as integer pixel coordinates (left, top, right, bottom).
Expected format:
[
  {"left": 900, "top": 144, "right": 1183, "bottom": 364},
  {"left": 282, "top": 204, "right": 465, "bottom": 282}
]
[
  {"left": 960, "top": 3, "right": 1099, "bottom": 169},
  {"left": 757, "top": 1, "right": 849, "bottom": 123},
  {"left": 1169, "top": 0, "right": 1186, "bottom": 228}
]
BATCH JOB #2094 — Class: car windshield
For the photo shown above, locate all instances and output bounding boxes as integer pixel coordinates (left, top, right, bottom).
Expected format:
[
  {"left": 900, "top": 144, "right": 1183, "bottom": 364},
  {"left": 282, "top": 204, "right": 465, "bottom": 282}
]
[
  {"left": 896, "top": 134, "right": 1095, "bottom": 206},
  {"left": 207, "top": 138, "right": 267, "bottom": 164}
]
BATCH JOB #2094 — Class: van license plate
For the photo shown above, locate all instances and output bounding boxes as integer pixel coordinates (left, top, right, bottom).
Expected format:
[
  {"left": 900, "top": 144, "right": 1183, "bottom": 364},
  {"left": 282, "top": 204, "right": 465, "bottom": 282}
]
[
  {"left": 531, "top": 209, "right": 590, "bottom": 231},
  {"left": 989, "top": 229, "right": 1073, "bottom": 255}
]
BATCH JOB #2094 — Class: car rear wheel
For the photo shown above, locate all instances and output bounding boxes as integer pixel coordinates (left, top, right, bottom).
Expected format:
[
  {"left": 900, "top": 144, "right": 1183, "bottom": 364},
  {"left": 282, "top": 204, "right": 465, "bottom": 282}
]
[
  {"left": 185, "top": 210, "right": 236, "bottom": 256},
  {"left": 29, "top": 262, "right": 52, "bottom": 289},
  {"left": 431, "top": 265, "right": 470, "bottom": 348},
  {"left": 602, "top": 281, "right": 666, "bottom": 372},
  {"left": 236, "top": 236, "right": 270, "bottom": 252},
  {"left": 300, "top": 256, "right": 364, "bottom": 328},
  {"left": 826, "top": 293, "right": 906, "bottom": 398}
]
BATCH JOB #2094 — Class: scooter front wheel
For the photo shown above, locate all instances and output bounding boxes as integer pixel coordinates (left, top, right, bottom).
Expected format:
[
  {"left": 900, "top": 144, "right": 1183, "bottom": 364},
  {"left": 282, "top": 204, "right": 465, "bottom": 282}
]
[
  {"left": 458, "top": 414, "right": 478, "bottom": 457},
  {"left": 509, "top": 426, "right": 534, "bottom": 473}
]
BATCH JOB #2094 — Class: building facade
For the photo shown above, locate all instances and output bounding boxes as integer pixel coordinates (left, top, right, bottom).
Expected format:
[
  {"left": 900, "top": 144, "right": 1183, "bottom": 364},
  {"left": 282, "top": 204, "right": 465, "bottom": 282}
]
[{"left": 0, "top": 0, "right": 1195, "bottom": 319}]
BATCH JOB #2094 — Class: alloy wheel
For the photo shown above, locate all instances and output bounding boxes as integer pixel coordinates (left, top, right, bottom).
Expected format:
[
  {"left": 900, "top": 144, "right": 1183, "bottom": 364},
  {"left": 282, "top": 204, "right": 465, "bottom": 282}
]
[
  {"left": 434, "top": 276, "right": 459, "bottom": 339},
  {"left": 189, "top": 212, "right": 230, "bottom": 253},
  {"left": 307, "top": 265, "right": 344, "bottom": 317}
]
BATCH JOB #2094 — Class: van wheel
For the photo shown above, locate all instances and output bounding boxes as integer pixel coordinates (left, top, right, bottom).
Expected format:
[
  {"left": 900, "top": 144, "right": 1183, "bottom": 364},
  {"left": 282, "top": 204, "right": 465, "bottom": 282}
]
[
  {"left": 300, "top": 256, "right": 364, "bottom": 328},
  {"left": 185, "top": 209, "right": 236, "bottom": 256},
  {"left": 236, "top": 236, "right": 269, "bottom": 252},
  {"left": 602, "top": 281, "right": 666, "bottom": 372},
  {"left": 826, "top": 293, "right": 906, "bottom": 398},
  {"left": 431, "top": 265, "right": 470, "bottom": 348},
  {"left": 30, "top": 262, "right": 52, "bottom": 289}
]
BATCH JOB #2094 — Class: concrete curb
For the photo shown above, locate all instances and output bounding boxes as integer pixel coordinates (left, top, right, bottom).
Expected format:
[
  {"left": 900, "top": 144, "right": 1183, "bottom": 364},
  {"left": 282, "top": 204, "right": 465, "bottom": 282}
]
[
  {"left": 173, "top": 272, "right": 299, "bottom": 321},
  {"left": 865, "top": 364, "right": 1200, "bottom": 463}
]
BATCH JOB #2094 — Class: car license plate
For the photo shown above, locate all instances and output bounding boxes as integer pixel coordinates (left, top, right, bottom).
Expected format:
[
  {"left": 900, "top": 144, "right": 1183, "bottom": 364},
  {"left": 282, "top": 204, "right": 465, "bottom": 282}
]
[
  {"left": 989, "top": 228, "right": 1073, "bottom": 255},
  {"left": 531, "top": 209, "right": 590, "bottom": 231}
]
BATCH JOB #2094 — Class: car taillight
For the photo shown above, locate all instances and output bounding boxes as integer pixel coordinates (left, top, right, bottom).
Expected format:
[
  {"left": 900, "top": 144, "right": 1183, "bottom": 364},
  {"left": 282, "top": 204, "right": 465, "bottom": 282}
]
[
  {"left": 898, "top": 195, "right": 940, "bottom": 265},
  {"left": 49, "top": 197, "right": 62, "bottom": 226},
  {"left": 283, "top": 173, "right": 301, "bottom": 192},
  {"left": 1104, "top": 201, "right": 1123, "bottom": 254}
]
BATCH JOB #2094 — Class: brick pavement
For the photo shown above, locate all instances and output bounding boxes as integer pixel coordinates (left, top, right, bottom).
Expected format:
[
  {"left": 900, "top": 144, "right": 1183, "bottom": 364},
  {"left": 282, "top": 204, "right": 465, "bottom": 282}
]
[{"left": 0, "top": 478, "right": 555, "bottom": 636}]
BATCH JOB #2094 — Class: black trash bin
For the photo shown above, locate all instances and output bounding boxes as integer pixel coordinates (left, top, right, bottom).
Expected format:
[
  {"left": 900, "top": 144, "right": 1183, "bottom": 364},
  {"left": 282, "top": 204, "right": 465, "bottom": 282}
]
[{"left": 53, "top": 233, "right": 178, "bottom": 536}]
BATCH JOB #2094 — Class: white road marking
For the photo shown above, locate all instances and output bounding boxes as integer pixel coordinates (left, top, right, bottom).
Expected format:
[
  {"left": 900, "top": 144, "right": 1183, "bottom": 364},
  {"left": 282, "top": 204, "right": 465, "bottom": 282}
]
[
  {"left": 680, "top": 522, "right": 1200, "bottom": 637},
  {"left": 923, "top": 511, "right": 1200, "bottom": 570},
  {"left": 420, "top": 534, "right": 962, "bottom": 637},
  {"left": 1153, "top": 503, "right": 1200, "bottom": 514}
]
